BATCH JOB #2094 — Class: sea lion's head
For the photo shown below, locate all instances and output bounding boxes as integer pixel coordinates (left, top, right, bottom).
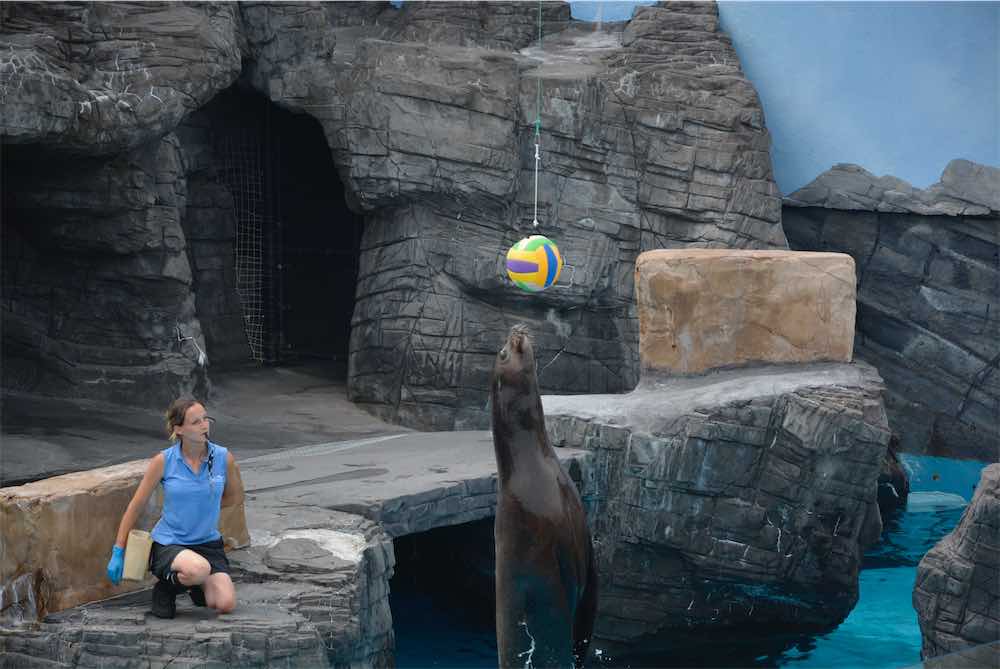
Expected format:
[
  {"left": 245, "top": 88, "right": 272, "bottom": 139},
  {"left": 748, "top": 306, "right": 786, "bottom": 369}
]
[
  {"left": 491, "top": 324, "right": 541, "bottom": 426},
  {"left": 495, "top": 323, "right": 536, "bottom": 380}
]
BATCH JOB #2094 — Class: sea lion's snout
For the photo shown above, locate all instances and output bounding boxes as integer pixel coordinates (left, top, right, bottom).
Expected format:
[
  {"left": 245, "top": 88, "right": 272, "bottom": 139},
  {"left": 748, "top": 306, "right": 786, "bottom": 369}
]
[{"left": 507, "top": 324, "right": 531, "bottom": 355}]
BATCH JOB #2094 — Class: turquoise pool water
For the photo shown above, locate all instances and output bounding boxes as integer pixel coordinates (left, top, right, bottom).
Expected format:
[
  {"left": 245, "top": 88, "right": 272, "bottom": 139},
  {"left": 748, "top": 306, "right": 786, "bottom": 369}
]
[{"left": 391, "top": 455, "right": 988, "bottom": 668}]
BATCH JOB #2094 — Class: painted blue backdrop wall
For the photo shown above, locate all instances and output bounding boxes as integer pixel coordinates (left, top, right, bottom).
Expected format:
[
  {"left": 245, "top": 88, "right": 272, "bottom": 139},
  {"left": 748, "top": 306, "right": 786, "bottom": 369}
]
[{"left": 570, "top": 1, "right": 1000, "bottom": 195}]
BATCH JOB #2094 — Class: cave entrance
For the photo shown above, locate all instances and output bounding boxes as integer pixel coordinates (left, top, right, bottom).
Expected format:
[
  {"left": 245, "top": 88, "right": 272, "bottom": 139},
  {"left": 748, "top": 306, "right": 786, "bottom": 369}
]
[
  {"left": 210, "top": 86, "right": 362, "bottom": 371},
  {"left": 389, "top": 517, "right": 498, "bottom": 665}
]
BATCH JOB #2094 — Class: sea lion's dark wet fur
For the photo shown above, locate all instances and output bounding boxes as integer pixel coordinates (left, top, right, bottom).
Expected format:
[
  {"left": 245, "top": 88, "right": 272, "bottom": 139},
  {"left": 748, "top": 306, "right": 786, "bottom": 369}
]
[{"left": 491, "top": 324, "right": 598, "bottom": 668}]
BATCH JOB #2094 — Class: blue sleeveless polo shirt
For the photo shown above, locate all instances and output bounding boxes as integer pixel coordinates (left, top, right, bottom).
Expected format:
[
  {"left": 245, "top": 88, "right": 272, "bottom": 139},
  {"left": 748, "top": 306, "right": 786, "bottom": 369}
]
[{"left": 151, "top": 441, "right": 228, "bottom": 545}]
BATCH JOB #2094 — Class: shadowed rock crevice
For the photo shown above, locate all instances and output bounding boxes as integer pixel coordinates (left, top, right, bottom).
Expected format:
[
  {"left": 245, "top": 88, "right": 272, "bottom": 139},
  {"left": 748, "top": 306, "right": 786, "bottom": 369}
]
[{"left": 1, "top": 137, "right": 209, "bottom": 407}]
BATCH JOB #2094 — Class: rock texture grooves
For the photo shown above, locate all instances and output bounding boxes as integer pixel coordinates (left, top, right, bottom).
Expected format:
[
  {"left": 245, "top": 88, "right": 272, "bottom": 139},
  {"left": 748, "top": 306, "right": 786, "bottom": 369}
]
[
  {"left": 332, "top": 2, "right": 788, "bottom": 428},
  {"left": 784, "top": 161, "right": 999, "bottom": 461},
  {"left": 0, "top": 510, "right": 395, "bottom": 668},
  {"left": 0, "top": 2, "right": 242, "bottom": 154},
  {"left": 914, "top": 464, "right": 1000, "bottom": 660},
  {"left": 786, "top": 161, "right": 1000, "bottom": 218},
  {"left": 3, "top": 2, "right": 787, "bottom": 425},
  {"left": 545, "top": 361, "right": 890, "bottom": 650},
  {"left": 2, "top": 136, "right": 210, "bottom": 406}
]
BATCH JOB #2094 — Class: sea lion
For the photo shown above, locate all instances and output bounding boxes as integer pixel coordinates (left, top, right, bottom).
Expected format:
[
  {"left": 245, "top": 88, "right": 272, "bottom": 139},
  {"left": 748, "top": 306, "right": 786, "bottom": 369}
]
[{"left": 490, "top": 324, "right": 598, "bottom": 668}]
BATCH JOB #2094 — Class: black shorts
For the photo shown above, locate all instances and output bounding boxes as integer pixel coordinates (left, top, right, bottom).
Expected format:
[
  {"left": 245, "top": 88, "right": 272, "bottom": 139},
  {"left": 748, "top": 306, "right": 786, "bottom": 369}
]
[{"left": 149, "top": 538, "right": 230, "bottom": 582}]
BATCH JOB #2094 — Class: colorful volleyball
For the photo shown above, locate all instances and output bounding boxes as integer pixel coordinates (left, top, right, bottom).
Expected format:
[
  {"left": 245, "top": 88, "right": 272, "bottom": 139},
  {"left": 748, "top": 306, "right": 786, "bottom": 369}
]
[{"left": 506, "top": 235, "right": 563, "bottom": 292}]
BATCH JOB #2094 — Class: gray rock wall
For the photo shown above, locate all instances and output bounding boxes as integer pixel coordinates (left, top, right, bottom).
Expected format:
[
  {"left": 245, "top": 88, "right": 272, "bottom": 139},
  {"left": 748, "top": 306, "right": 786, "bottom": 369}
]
[
  {"left": 784, "top": 164, "right": 999, "bottom": 461},
  {"left": 0, "top": 2, "right": 243, "bottom": 154},
  {"left": 0, "top": 510, "right": 395, "bottom": 668},
  {"left": 1, "top": 135, "right": 209, "bottom": 407},
  {"left": 176, "top": 109, "right": 252, "bottom": 369},
  {"left": 914, "top": 464, "right": 999, "bottom": 659},
  {"left": 239, "top": 1, "right": 787, "bottom": 428},
  {"left": 1, "top": 0, "right": 244, "bottom": 407},
  {"left": 2, "top": 1, "right": 787, "bottom": 425},
  {"left": 545, "top": 362, "right": 890, "bottom": 650}
]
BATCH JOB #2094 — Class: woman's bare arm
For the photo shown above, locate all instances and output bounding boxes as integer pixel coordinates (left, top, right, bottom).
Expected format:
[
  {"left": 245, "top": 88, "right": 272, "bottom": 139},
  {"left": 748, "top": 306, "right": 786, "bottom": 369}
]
[{"left": 113, "top": 453, "right": 165, "bottom": 548}]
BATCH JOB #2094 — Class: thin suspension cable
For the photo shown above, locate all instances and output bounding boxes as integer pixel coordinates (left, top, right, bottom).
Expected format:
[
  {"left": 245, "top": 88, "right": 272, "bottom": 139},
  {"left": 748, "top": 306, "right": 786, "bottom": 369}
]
[{"left": 533, "top": 0, "right": 542, "bottom": 228}]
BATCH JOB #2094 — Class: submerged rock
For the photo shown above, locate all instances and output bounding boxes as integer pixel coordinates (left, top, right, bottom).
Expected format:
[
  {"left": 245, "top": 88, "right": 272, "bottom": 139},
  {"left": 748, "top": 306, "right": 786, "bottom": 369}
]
[{"left": 913, "top": 463, "right": 1000, "bottom": 660}]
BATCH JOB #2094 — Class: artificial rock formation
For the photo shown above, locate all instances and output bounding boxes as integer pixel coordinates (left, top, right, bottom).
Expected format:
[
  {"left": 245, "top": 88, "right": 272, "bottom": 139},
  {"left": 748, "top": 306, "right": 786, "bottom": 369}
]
[
  {"left": 2, "top": 1, "right": 787, "bottom": 428},
  {"left": 635, "top": 250, "right": 855, "bottom": 375},
  {"left": 876, "top": 434, "right": 910, "bottom": 516},
  {"left": 784, "top": 161, "right": 999, "bottom": 461},
  {"left": 1, "top": 1, "right": 247, "bottom": 403},
  {"left": 545, "top": 362, "right": 890, "bottom": 650},
  {"left": 0, "top": 2, "right": 243, "bottom": 154},
  {"left": 0, "top": 432, "right": 594, "bottom": 666},
  {"left": 2, "top": 135, "right": 210, "bottom": 408},
  {"left": 544, "top": 249, "right": 888, "bottom": 650},
  {"left": 785, "top": 161, "right": 999, "bottom": 217},
  {"left": 0, "top": 459, "right": 249, "bottom": 623},
  {"left": 0, "top": 508, "right": 395, "bottom": 668},
  {"left": 914, "top": 464, "right": 1000, "bottom": 660}
]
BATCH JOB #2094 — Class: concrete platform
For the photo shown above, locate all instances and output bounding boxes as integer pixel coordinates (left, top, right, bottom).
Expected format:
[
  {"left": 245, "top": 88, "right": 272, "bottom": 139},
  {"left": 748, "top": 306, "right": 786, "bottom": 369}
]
[
  {"left": 0, "top": 363, "right": 408, "bottom": 486},
  {"left": 241, "top": 431, "right": 591, "bottom": 538},
  {"left": 0, "top": 409, "right": 591, "bottom": 667}
]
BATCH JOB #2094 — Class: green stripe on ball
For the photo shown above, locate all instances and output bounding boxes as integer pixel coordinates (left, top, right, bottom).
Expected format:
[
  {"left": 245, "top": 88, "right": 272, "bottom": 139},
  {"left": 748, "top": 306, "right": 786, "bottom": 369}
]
[{"left": 520, "top": 235, "right": 552, "bottom": 252}]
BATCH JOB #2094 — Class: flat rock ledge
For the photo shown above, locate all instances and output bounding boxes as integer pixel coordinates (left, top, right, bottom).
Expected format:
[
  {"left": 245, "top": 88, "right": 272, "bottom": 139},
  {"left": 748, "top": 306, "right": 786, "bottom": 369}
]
[
  {"left": 914, "top": 464, "right": 1000, "bottom": 660},
  {"left": 0, "top": 509, "right": 393, "bottom": 668},
  {"left": 544, "top": 360, "right": 891, "bottom": 650},
  {"left": 0, "top": 460, "right": 249, "bottom": 621},
  {"left": 0, "top": 434, "right": 592, "bottom": 667},
  {"left": 0, "top": 508, "right": 394, "bottom": 668}
]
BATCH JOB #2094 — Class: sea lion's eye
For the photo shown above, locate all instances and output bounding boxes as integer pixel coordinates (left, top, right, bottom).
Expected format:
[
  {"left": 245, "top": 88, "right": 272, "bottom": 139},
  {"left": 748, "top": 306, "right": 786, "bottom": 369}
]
[{"left": 499, "top": 347, "right": 509, "bottom": 362}]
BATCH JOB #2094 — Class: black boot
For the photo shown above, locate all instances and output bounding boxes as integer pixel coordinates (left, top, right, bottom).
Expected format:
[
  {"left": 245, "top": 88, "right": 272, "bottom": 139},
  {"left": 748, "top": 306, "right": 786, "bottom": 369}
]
[
  {"left": 167, "top": 572, "right": 189, "bottom": 596},
  {"left": 151, "top": 579, "right": 176, "bottom": 619},
  {"left": 188, "top": 585, "right": 207, "bottom": 607}
]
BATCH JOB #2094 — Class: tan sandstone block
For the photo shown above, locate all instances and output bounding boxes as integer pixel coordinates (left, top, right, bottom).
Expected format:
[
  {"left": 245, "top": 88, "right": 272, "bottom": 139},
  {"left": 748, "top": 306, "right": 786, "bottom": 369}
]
[
  {"left": 0, "top": 460, "right": 249, "bottom": 619},
  {"left": 635, "top": 250, "right": 855, "bottom": 375}
]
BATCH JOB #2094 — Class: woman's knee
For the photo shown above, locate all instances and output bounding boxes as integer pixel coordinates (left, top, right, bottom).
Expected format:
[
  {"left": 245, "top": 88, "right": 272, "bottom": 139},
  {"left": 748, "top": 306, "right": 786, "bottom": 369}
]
[
  {"left": 209, "top": 587, "right": 236, "bottom": 613},
  {"left": 172, "top": 552, "right": 211, "bottom": 583},
  {"left": 213, "top": 594, "right": 236, "bottom": 614},
  {"left": 205, "top": 573, "right": 236, "bottom": 613}
]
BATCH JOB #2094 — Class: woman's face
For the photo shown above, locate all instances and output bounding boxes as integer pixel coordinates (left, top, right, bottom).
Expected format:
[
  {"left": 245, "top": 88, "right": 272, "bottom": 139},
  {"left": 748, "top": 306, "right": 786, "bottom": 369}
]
[{"left": 177, "top": 403, "right": 210, "bottom": 445}]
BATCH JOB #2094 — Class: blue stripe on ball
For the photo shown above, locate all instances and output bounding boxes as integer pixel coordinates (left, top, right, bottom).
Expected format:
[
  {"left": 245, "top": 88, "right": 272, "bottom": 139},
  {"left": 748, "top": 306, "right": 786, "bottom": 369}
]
[{"left": 543, "top": 243, "right": 557, "bottom": 287}]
